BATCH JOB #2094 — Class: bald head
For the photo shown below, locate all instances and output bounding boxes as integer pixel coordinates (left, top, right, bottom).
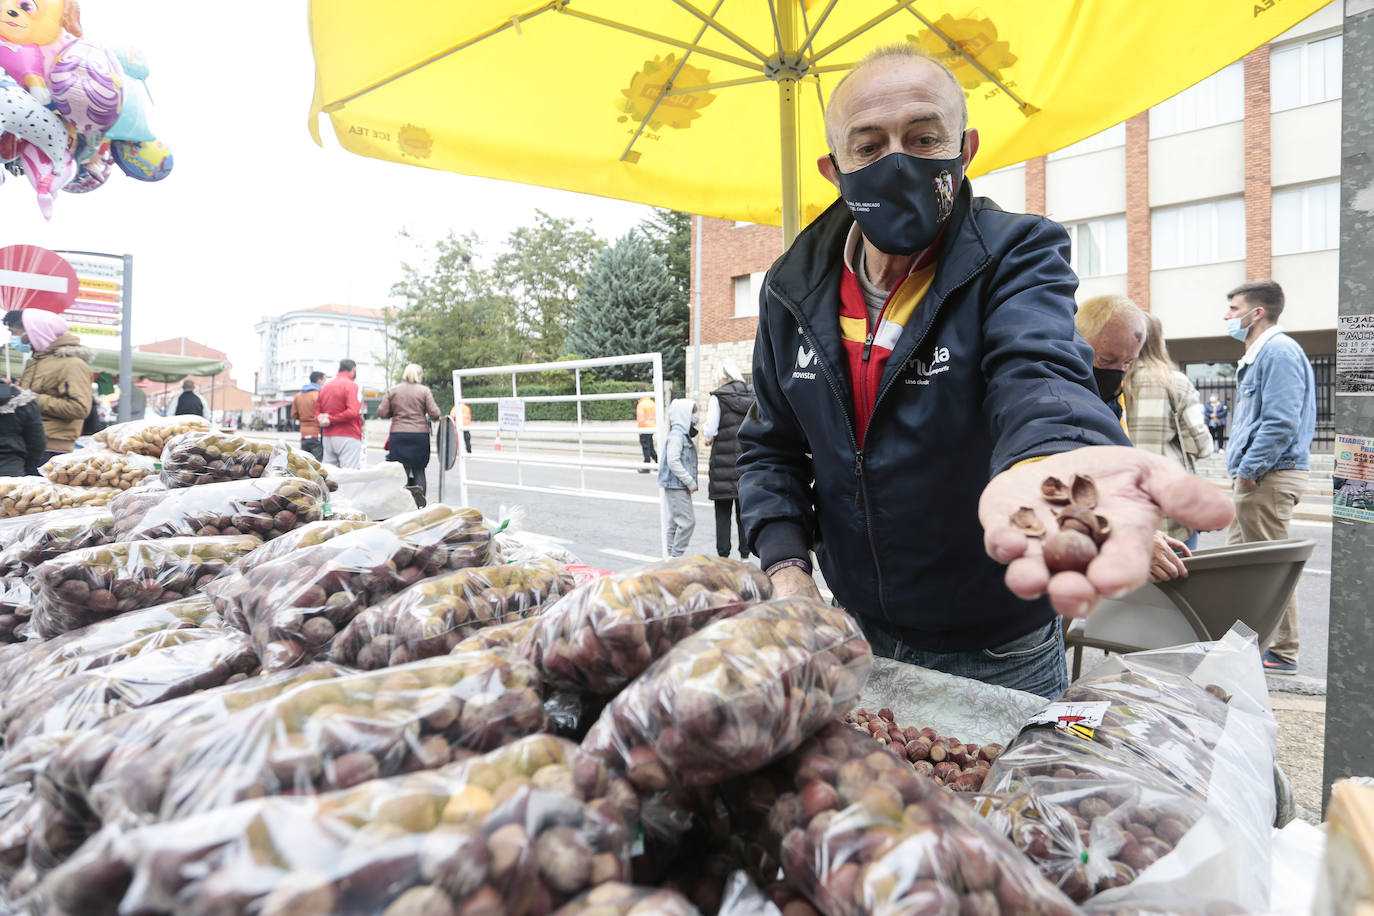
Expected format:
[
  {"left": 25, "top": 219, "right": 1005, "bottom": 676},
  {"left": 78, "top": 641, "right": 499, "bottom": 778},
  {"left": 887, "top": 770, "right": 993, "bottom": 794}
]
[{"left": 825, "top": 46, "right": 968, "bottom": 155}]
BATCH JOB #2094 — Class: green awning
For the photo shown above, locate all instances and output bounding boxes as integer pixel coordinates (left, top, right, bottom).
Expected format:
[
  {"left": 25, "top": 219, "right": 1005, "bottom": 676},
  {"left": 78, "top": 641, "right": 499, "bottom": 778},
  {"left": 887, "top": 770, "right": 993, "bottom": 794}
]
[{"left": 85, "top": 349, "right": 227, "bottom": 384}]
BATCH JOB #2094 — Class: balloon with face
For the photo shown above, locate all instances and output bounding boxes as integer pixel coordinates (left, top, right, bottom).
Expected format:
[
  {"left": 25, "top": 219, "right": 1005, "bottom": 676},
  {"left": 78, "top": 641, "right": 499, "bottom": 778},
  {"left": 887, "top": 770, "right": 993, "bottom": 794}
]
[
  {"left": 0, "top": 0, "right": 78, "bottom": 104},
  {"left": 49, "top": 37, "right": 123, "bottom": 143}
]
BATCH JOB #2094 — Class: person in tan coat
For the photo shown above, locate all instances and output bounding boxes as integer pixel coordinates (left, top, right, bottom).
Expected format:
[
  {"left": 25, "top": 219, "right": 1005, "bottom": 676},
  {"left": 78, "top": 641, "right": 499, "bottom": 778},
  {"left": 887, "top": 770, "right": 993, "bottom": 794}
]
[
  {"left": 291, "top": 371, "right": 326, "bottom": 460},
  {"left": 13, "top": 310, "right": 92, "bottom": 457},
  {"left": 378, "top": 364, "right": 440, "bottom": 505}
]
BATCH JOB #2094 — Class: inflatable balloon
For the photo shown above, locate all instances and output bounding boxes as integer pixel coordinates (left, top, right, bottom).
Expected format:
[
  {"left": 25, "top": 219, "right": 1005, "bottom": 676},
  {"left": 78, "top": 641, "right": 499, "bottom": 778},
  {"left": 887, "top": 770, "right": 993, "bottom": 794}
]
[
  {"left": 19, "top": 137, "right": 75, "bottom": 218},
  {"left": 0, "top": 0, "right": 82, "bottom": 105},
  {"left": 110, "top": 137, "right": 170, "bottom": 181},
  {"left": 49, "top": 38, "right": 122, "bottom": 139},
  {"left": 0, "top": 74, "right": 75, "bottom": 217},
  {"left": 64, "top": 138, "right": 111, "bottom": 192},
  {"left": 104, "top": 45, "right": 154, "bottom": 143}
]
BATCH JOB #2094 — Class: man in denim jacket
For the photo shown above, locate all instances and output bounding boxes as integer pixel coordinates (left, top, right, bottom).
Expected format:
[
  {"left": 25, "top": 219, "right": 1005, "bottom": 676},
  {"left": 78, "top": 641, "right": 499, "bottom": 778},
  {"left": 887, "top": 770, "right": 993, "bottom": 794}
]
[{"left": 1223, "top": 280, "right": 1316, "bottom": 675}]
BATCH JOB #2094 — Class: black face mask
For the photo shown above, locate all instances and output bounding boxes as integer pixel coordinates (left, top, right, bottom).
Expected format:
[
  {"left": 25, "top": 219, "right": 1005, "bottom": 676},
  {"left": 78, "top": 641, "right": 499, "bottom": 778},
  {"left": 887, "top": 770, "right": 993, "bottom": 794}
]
[
  {"left": 1093, "top": 367, "right": 1126, "bottom": 406},
  {"left": 832, "top": 148, "right": 963, "bottom": 256},
  {"left": 688, "top": 423, "right": 699, "bottom": 438}
]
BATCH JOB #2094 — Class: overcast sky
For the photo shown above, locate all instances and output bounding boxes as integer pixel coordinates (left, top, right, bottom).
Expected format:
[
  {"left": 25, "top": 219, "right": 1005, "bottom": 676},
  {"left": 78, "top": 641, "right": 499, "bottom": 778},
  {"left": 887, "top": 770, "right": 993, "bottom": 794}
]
[{"left": 2, "top": 2, "right": 653, "bottom": 388}]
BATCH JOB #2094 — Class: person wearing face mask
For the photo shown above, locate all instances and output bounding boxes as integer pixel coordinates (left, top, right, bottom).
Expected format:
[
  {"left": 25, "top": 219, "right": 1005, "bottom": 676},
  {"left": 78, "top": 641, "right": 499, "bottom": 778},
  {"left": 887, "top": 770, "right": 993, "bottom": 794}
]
[
  {"left": 1222, "top": 281, "right": 1315, "bottom": 676},
  {"left": 658, "top": 397, "right": 700, "bottom": 558},
  {"left": 737, "top": 46, "right": 1233, "bottom": 697}
]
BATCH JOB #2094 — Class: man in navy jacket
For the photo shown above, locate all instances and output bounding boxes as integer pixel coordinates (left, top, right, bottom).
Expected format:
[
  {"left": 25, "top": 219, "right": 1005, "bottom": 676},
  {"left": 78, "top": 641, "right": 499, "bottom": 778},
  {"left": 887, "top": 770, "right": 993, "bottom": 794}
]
[{"left": 737, "top": 46, "right": 1232, "bottom": 697}]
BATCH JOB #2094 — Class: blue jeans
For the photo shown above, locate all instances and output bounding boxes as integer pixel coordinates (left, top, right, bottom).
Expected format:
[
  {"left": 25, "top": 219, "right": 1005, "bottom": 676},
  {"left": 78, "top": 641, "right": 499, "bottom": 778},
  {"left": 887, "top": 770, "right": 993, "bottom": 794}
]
[{"left": 858, "top": 618, "right": 1068, "bottom": 699}]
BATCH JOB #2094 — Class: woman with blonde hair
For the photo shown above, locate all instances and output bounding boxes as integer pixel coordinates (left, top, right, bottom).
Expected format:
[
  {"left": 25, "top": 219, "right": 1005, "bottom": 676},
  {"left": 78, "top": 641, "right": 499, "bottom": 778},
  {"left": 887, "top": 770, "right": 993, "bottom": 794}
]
[
  {"left": 378, "top": 363, "right": 441, "bottom": 506},
  {"left": 1125, "top": 313, "right": 1215, "bottom": 548}
]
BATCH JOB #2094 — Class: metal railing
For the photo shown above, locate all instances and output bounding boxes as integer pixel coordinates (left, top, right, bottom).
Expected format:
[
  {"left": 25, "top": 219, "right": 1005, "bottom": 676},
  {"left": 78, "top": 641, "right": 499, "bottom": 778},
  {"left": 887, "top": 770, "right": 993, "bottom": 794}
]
[{"left": 450, "top": 352, "right": 666, "bottom": 554}]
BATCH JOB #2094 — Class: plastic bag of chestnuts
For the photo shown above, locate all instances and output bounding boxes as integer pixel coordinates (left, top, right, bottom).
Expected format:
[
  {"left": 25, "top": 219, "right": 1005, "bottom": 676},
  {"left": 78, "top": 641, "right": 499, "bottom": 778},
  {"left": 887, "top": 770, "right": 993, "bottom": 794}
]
[
  {"left": 206, "top": 505, "right": 494, "bottom": 671},
  {"left": 728, "top": 721, "right": 1082, "bottom": 916},
  {"left": 519, "top": 555, "right": 773, "bottom": 697},
  {"left": 40, "top": 733, "right": 638, "bottom": 916},
  {"left": 0, "top": 507, "right": 118, "bottom": 579},
  {"left": 331, "top": 557, "right": 575, "bottom": 670},
  {"left": 28, "top": 535, "right": 261, "bottom": 638},
  {"left": 582, "top": 597, "right": 873, "bottom": 792},
  {"left": 223, "top": 517, "right": 375, "bottom": 579},
  {"left": 108, "top": 475, "right": 329, "bottom": 541},
  {"left": 0, "top": 596, "right": 220, "bottom": 720},
  {"left": 78, "top": 650, "right": 546, "bottom": 834}
]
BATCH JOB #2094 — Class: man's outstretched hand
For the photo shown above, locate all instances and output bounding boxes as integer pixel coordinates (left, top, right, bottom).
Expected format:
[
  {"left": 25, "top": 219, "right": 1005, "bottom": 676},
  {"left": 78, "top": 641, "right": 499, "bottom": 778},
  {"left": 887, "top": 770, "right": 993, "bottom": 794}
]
[{"left": 979, "top": 446, "right": 1234, "bottom": 619}]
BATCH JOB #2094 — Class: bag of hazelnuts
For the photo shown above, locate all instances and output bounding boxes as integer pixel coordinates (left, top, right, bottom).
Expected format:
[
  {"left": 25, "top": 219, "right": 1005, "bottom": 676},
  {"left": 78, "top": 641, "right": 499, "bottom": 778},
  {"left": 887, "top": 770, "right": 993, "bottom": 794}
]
[
  {"left": 42, "top": 733, "right": 638, "bottom": 916},
  {"left": 108, "top": 475, "right": 329, "bottom": 541},
  {"left": 157, "top": 431, "right": 291, "bottom": 488},
  {"left": 0, "top": 596, "right": 218, "bottom": 721},
  {"left": 330, "top": 557, "right": 575, "bottom": 670},
  {"left": 93, "top": 415, "right": 212, "bottom": 458},
  {"left": 554, "top": 884, "right": 703, "bottom": 915},
  {"left": 582, "top": 597, "right": 873, "bottom": 792},
  {"left": 0, "top": 507, "right": 118, "bottom": 579},
  {"left": 0, "top": 477, "right": 118, "bottom": 518},
  {"left": 518, "top": 555, "right": 773, "bottom": 697},
  {"left": 727, "top": 721, "right": 1082, "bottom": 916},
  {"left": 27, "top": 535, "right": 261, "bottom": 638},
  {"left": 40, "top": 449, "right": 158, "bottom": 491}
]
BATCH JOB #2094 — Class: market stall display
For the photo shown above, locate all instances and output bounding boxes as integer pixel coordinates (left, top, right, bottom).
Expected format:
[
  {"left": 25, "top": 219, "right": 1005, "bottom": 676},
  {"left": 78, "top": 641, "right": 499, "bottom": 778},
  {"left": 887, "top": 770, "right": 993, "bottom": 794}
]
[
  {"left": 520, "top": 556, "right": 772, "bottom": 696},
  {"left": 0, "top": 478, "right": 117, "bottom": 517},
  {"left": 39, "top": 450, "right": 157, "bottom": 491},
  {"left": 108, "top": 475, "right": 329, "bottom": 541},
  {"left": 41, "top": 734, "right": 635, "bottom": 916},
  {"left": 453, "top": 615, "right": 542, "bottom": 655},
  {"left": 583, "top": 597, "right": 872, "bottom": 790},
  {"left": 28, "top": 535, "right": 259, "bottom": 637},
  {"left": 554, "top": 883, "right": 702, "bottom": 915},
  {"left": 93, "top": 415, "right": 211, "bottom": 458},
  {"left": 208, "top": 504, "right": 494, "bottom": 670},
  {"left": 76, "top": 651, "right": 545, "bottom": 830},
  {"left": 331, "top": 557, "right": 575, "bottom": 669},
  {"left": 842, "top": 708, "right": 1001, "bottom": 792},
  {"left": 0, "top": 507, "right": 118, "bottom": 578}
]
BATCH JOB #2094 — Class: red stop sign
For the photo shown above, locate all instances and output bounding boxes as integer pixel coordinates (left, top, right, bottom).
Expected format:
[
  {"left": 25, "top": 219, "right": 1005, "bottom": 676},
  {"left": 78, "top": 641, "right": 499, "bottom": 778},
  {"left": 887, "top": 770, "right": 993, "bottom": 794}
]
[{"left": 0, "top": 245, "right": 78, "bottom": 313}]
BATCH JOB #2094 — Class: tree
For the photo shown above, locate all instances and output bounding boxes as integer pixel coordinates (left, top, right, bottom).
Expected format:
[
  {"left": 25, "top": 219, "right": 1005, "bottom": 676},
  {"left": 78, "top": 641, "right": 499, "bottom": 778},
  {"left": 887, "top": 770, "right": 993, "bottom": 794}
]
[
  {"left": 566, "top": 233, "right": 688, "bottom": 385},
  {"left": 636, "top": 209, "right": 691, "bottom": 299},
  {"left": 493, "top": 210, "right": 605, "bottom": 362},
  {"left": 389, "top": 232, "right": 518, "bottom": 397}
]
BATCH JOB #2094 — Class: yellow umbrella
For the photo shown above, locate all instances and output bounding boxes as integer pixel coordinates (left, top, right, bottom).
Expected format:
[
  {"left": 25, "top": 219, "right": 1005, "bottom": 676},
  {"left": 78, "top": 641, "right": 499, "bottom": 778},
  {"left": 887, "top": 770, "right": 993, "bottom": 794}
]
[{"left": 309, "top": 1, "right": 1326, "bottom": 241}]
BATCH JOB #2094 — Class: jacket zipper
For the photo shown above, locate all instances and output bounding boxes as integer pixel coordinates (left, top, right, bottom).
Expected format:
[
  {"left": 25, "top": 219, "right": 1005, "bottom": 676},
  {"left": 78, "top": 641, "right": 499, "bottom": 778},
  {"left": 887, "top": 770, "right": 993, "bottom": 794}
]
[{"left": 771, "top": 285, "right": 892, "bottom": 626}]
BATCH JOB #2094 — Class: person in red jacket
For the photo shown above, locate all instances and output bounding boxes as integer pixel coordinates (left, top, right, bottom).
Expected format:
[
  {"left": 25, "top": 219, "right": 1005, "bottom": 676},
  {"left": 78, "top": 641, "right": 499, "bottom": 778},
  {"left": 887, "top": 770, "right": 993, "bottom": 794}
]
[{"left": 316, "top": 359, "right": 364, "bottom": 469}]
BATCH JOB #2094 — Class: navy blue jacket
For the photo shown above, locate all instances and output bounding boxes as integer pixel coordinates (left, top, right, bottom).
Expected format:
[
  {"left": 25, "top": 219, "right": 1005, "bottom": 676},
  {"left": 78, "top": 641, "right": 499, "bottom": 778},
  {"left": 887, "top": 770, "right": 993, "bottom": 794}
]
[{"left": 738, "top": 187, "right": 1130, "bottom": 651}]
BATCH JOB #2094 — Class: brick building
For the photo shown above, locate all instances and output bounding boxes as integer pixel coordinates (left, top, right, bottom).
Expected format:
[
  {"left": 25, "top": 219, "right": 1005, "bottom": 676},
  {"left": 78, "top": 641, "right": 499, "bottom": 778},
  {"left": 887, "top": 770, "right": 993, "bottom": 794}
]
[
  {"left": 687, "top": 3, "right": 1341, "bottom": 443},
  {"left": 133, "top": 337, "right": 255, "bottom": 417}
]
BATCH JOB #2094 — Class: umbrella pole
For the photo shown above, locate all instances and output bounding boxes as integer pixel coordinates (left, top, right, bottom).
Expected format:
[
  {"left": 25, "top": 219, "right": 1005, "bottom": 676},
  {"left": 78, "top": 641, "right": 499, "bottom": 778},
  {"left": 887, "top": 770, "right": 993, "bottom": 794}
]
[{"left": 777, "top": 1, "right": 802, "bottom": 247}]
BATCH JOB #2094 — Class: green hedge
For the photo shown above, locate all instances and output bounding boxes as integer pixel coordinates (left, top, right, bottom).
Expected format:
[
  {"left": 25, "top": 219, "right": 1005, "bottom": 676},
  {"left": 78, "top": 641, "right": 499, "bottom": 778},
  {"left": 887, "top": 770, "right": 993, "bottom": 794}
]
[{"left": 431, "top": 380, "right": 649, "bottom": 421}]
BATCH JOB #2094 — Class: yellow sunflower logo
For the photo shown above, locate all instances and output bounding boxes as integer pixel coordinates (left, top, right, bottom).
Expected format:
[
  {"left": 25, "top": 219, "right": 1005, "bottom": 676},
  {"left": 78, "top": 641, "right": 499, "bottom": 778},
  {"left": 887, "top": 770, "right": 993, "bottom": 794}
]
[
  {"left": 397, "top": 124, "right": 434, "bottom": 159},
  {"left": 617, "top": 54, "right": 718, "bottom": 131},
  {"left": 909, "top": 14, "right": 1018, "bottom": 91}
]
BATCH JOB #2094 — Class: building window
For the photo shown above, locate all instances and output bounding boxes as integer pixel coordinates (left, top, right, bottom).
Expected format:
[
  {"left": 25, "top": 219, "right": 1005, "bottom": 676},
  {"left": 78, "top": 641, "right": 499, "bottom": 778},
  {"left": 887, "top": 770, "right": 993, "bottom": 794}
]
[
  {"left": 1063, "top": 216, "right": 1128, "bottom": 277},
  {"left": 1151, "top": 197, "right": 1245, "bottom": 269},
  {"left": 732, "top": 271, "right": 766, "bottom": 317},
  {"left": 1149, "top": 63, "right": 1243, "bottom": 137},
  {"left": 1273, "top": 181, "right": 1339, "bottom": 255},
  {"left": 1047, "top": 123, "right": 1126, "bottom": 160},
  {"left": 1271, "top": 33, "right": 1342, "bottom": 112}
]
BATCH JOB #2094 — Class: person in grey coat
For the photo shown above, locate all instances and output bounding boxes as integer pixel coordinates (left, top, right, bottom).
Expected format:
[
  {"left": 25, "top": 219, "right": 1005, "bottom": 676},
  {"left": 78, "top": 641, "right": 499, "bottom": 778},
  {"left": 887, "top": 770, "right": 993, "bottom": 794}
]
[{"left": 657, "top": 398, "right": 699, "bottom": 557}]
